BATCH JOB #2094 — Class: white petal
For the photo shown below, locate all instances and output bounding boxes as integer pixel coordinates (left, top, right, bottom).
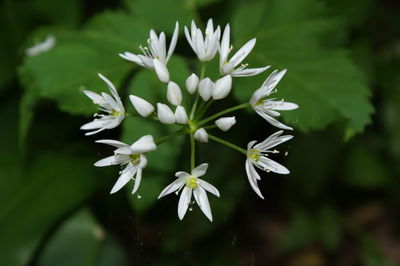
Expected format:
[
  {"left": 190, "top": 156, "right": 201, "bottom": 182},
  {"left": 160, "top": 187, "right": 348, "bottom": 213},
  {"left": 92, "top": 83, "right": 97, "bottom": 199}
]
[
  {"left": 191, "top": 163, "right": 208, "bottom": 178},
  {"left": 158, "top": 32, "right": 167, "bottom": 62},
  {"left": 194, "top": 187, "right": 213, "bottom": 221},
  {"left": 130, "top": 135, "right": 157, "bottom": 153},
  {"left": 256, "top": 110, "right": 294, "bottom": 131},
  {"left": 220, "top": 62, "right": 235, "bottom": 75},
  {"left": 213, "top": 74, "right": 232, "bottom": 100},
  {"left": 174, "top": 106, "right": 188, "bottom": 124},
  {"left": 131, "top": 167, "right": 143, "bottom": 195},
  {"left": 178, "top": 187, "right": 192, "bottom": 220},
  {"left": 157, "top": 176, "right": 186, "bottom": 199},
  {"left": 110, "top": 164, "right": 138, "bottom": 194},
  {"left": 94, "top": 155, "right": 116, "bottom": 167},
  {"left": 95, "top": 139, "right": 129, "bottom": 148},
  {"left": 83, "top": 90, "right": 103, "bottom": 105},
  {"left": 119, "top": 52, "right": 145, "bottom": 67},
  {"left": 194, "top": 29, "right": 206, "bottom": 61},
  {"left": 247, "top": 140, "right": 257, "bottom": 151},
  {"left": 175, "top": 171, "right": 191, "bottom": 179},
  {"left": 185, "top": 73, "right": 199, "bottom": 94},
  {"left": 167, "top": 81, "right": 182, "bottom": 106},
  {"left": 198, "top": 179, "right": 220, "bottom": 197},
  {"left": 198, "top": 78, "right": 214, "bottom": 101},
  {"left": 262, "top": 69, "right": 287, "bottom": 89},
  {"left": 215, "top": 116, "right": 236, "bottom": 132},
  {"left": 229, "top": 38, "right": 256, "bottom": 67},
  {"left": 157, "top": 103, "right": 176, "bottom": 124},
  {"left": 166, "top": 21, "right": 179, "bottom": 62},
  {"left": 184, "top": 25, "right": 195, "bottom": 51},
  {"left": 231, "top": 66, "right": 270, "bottom": 77},
  {"left": 219, "top": 23, "right": 230, "bottom": 66},
  {"left": 257, "top": 156, "right": 290, "bottom": 175},
  {"left": 98, "top": 73, "right": 121, "bottom": 105},
  {"left": 194, "top": 128, "right": 208, "bottom": 143},
  {"left": 129, "top": 95, "right": 154, "bottom": 117},
  {"left": 254, "top": 130, "right": 293, "bottom": 151},
  {"left": 245, "top": 160, "right": 264, "bottom": 199},
  {"left": 153, "top": 59, "right": 170, "bottom": 83},
  {"left": 268, "top": 101, "right": 299, "bottom": 111}
]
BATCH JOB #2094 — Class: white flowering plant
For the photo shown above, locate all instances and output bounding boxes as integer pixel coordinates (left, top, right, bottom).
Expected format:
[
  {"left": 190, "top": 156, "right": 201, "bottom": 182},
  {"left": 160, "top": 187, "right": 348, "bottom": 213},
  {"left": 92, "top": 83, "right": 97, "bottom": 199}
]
[{"left": 81, "top": 19, "right": 298, "bottom": 222}]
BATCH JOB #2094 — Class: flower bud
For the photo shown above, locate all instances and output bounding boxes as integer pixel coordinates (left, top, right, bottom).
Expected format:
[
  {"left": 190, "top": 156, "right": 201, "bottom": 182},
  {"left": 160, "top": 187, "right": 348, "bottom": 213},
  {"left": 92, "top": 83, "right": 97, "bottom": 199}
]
[
  {"left": 167, "top": 81, "right": 182, "bottom": 106},
  {"left": 194, "top": 128, "right": 208, "bottom": 143},
  {"left": 185, "top": 73, "right": 199, "bottom": 94},
  {"left": 215, "top": 116, "right": 236, "bottom": 131},
  {"left": 157, "top": 103, "right": 175, "bottom": 124},
  {"left": 213, "top": 74, "right": 232, "bottom": 100},
  {"left": 175, "top": 106, "right": 188, "bottom": 124},
  {"left": 153, "top": 59, "right": 170, "bottom": 83},
  {"left": 129, "top": 95, "right": 154, "bottom": 117},
  {"left": 198, "top": 78, "right": 214, "bottom": 101}
]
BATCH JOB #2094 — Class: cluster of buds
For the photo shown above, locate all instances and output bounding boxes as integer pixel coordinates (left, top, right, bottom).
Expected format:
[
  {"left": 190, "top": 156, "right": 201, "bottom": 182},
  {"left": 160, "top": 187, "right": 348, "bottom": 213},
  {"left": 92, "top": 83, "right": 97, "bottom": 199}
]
[{"left": 81, "top": 19, "right": 298, "bottom": 221}]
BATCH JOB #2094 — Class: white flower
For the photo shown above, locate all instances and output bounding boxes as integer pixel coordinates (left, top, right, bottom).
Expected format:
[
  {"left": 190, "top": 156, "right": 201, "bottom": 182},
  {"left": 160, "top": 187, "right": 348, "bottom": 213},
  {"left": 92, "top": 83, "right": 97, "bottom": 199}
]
[
  {"left": 80, "top": 74, "right": 125, "bottom": 136},
  {"left": 219, "top": 24, "right": 269, "bottom": 77},
  {"left": 119, "top": 22, "right": 179, "bottom": 83},
  {"left": 157, "top": 103, "right": 176, "bottom": 124},
  {"left": 198, "top": 78, "right": 214, "bottom": 101},
  {"left": 94, "top": 135, "right": 157, "bottom": 194},
  {"left": 175, "top": 106, "right": 188, "bottom": 124},
  {"left": 194, "top": 128, "right": 208, "bottom": 143},
  {"left": 26, "top": 35, "right": 56, "bottom": 57},
  {"left": 215, "top": 116, "right": 236, "bottom": 131},
  {"left": 158, "top": 163, "right": 220, "bottom": 221},
  {"left": 250, "top": 69, "right": 298, "bottom": 130},
  {"left": 167, "top": 81, "right": 182, "bottom": 106},
  {"left": 129, "top": 95, "right": 154, "bottom": 117},
  {"left": 185, "top": 73, "right": 199, "bottom": 94},
  {"left": 213, "top": 74, "right": 232, "bottom": 100},
  {"left": 245, "top": 131, "right": 292, "bottom": 199},
  {"left": 185, "top": 19, "right": 221, "bottom": 62}
]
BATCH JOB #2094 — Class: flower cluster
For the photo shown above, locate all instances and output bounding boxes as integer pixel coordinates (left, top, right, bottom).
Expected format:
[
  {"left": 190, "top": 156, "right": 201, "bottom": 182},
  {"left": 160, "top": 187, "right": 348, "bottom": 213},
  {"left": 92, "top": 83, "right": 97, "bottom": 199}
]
[{"left": 81, "top": 19, "right": 298, "bottom": 222}]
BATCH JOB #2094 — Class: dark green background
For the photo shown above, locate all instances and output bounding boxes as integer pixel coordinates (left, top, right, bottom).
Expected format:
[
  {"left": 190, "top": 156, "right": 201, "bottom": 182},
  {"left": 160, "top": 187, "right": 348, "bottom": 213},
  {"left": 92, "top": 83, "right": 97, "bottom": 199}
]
[{"left": 1, "top": 0, "right": 399, "bottom": 265}]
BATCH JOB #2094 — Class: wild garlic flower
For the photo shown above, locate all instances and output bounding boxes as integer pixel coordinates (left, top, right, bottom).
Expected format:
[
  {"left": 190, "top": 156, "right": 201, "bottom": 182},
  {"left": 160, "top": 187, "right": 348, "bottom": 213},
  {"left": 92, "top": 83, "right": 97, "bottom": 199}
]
[
  {"left": 94, "top": 135, "right": 157, "bottom": 194},
  {"left": 185, "top": 19, "right": 221, "bottom": 62},
  {"left": 250, "top": 70, "right": 299, "bottom": 130},
  {"left": 119, "top": 22, "right": 179, "bottom": 83},
  {"left": 215, "top": 116, "right": 236, "bottom": 132},
  {"left": 158, "top": 163, "right": 220, "bottom": 221},
  {"left": 129, "top": 95, "right": 155, "bottom": 117},
  {"left": 245, "top": 131, "right": 292, "bottom": 199},
  {"left": 219, "top": 24, "right": 270, "bottom": 77},
  {"left": 81, "top": 74, "right": 125, "bottom": 136}
]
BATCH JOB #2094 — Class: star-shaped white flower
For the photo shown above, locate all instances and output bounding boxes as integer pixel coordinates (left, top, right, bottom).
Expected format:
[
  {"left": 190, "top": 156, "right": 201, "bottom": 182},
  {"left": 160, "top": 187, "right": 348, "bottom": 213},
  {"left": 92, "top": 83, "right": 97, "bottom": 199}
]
[
  {"left": 81, "top": 74, "right": 125, "bottom": 136},
  {"left": 219, "top": 24, "right": 269, "bottom": 77},
  {"left": 94, "top": 135, "right": 157, "bottom": 195},
  {"left": 245, "top": 131, "right": 292, "bottom": 199},
  {"left": 185, "top": 19, "right": 221, "bottom": 62},
  {"left": 158, "top": 163, "right": 220, "bottom": 221},
  {"left": 119, "top": 22, "right": 179, "bottom": 83},
  {"left": 250, "top": 69, "right": 298, "bottom": 130}
]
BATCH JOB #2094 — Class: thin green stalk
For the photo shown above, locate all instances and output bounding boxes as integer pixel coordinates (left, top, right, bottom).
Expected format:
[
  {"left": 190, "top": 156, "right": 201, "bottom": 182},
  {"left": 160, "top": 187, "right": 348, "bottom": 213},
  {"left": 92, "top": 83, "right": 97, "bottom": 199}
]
[
  {"left": 203, "top": 124, "right": 217, "bottom": 130},
  {"left": 198, "top": 102, "right": 250, "bottom": 126},
  {"left": 190, "top": 133, "right": 195, "bottom": 169},
  {"left": 195, "top": 99, "right": 214, "bottom": 120},
  {"left": 208, "top": 134, "right": 246, "bottom": 154},
  {"left": 189, "top": 94, "right": 200, "bottom": 119},
  {"left": 155, "top": 128, "right": 188, "bottom": 145}
]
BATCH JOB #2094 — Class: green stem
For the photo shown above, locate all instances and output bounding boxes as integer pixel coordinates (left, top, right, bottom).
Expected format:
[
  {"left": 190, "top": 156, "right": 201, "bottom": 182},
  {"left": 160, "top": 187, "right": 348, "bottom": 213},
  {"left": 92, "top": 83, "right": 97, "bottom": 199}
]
[
  {"left": 200, "top": 62, "right": 207, "bottom": 79},
  {"left": 190, "top": 133, "right": 195, "bottom": 169},
  {"left": 203, "top": 124, "right": 218, "bottom": 130},
  {"left": 155, "top": 128, "right": 188, "bottom": 145},
  {"left": 208, "top": 134, "right": 246, "bottom": 154},
  {"left": 195, "top": 99, "right": 214, "bottom": 120},
  {"left": 189, "top": 94, "right": 200, "bottom": 119},
  {"left": 198, "top": 102, "right": 250, "bottom": 126}
]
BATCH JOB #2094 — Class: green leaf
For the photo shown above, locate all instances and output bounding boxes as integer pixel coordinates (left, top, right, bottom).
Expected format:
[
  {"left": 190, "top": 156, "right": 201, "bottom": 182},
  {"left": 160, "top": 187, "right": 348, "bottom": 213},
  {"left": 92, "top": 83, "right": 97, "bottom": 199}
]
[{"left": 231, "top": 0, "right": 373, "bottom": 133}]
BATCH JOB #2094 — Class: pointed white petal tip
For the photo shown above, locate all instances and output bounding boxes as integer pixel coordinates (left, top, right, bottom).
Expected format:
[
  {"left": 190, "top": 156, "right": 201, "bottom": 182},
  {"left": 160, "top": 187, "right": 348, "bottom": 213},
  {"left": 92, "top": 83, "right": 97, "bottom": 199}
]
[
  {"left": 167, "top": 81, "right": 182, "bottom": 106},
  {"left": 131, "top": 135, "right": 157, "bottom": 153},
  {"left": 129, "top": 95, "right": 154, "bottom": 117},
  {"left": 215, "top": 116, "right": 236, "bottom": 131},
  {"left": 185, "top": 73, "right": 199, "bottom": 94},
  {"left": 194, "top": 128, "right": 208, "bottom": 143},
  {"left": 157, "top": 103, "right": 176, "bottom": 124},
  {"left": 175, "top": 106, "right": 188, "bottom": 124},
  {"left": 213, "top": 75, "right": 232, "bottom": 100}
]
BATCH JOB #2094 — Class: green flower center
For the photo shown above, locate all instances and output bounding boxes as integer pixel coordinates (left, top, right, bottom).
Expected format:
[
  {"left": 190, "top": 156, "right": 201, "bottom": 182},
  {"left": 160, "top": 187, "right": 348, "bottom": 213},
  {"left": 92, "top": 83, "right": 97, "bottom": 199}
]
[
  {"left": 111, "top": 110, "right": 120, "bottom": 117},
  {"left": 186, "top": 176, "right": 198, "bottom": 189},
  {"left": 247, "top": 149, "right": 261, "bottom": 162},
  {"left": 129, "top": 154, "right": 140, "bottom": 165}
]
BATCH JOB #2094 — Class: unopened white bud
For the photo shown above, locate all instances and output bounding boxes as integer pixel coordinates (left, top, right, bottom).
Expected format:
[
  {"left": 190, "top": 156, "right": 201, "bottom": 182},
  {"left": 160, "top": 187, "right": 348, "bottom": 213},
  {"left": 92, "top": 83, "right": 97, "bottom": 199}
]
[
  {"left": 198, "top": 78, "right": 214, "bottom": 101},
  {"left": 215, "top": 116, "right": 236, "bottom": 131},
  {"left": 167, "top": 81, "right": 182, "bottom": 106},
  {"left": 175, "top": 106, "right": 188, "bottom": 124},
  {"left": 157, "top": 103, "right": 175, "bottom": 124},
  {"left": 129, "top": 95, "right": 154, "bottom": 117},
  {"left": 194, "top": 128, "right": 208, "bottom": 143},
  {"left": 185, "top": 73, "right": 199, "bottom": 94},
  {"left": 153, "top": 59, "right": 170, "bottom": 83},
  {"left": 213, "top": 75, "right": 232, "bottom": 100}
]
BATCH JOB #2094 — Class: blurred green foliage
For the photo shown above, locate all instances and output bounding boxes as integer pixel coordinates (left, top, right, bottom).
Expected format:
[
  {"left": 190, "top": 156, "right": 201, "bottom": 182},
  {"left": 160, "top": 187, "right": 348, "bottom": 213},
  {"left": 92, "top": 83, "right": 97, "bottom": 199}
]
[{"left": 1, "top": 0, "right": 399, "bottom": 265}]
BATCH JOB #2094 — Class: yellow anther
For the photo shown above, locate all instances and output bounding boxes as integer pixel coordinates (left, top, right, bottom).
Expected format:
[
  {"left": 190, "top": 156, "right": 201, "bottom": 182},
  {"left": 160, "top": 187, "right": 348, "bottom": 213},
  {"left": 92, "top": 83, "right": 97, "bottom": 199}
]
[
  {"left": 186, "top": 176, "right": 198, "bottom": 189},
  {"left": 111, "top": 110, "right": 120, "bottom": 117}
]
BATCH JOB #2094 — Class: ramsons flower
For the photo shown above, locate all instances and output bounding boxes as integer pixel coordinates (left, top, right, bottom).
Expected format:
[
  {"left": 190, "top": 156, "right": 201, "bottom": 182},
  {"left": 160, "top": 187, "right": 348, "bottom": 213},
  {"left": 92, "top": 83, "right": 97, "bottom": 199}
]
[
  {"left": 158, "top": 163, "right": 220, "bottom": 221},
  {"left": 215, "top": 116, "right": 236, "bottom": 132},
  {"left": 81, "top": 74, "right": 125, "bottom": 136},
  {"left": 245, "top": 131, "right": 292, "bottom": 199},
  {"left": 185, "top": 19, "right": 221, "bottom": 62},
  {"left": 119, "top": 22, "right": 179, "bottom": 83},
  {"left": 219, "top": 24, "right": 269, "bottom": 77},
  {"left": 94, "top": 135, "right": 157, "bottom": 194},
  {"left": 250, "top": 69, "right": 299, "bottom": 130}
]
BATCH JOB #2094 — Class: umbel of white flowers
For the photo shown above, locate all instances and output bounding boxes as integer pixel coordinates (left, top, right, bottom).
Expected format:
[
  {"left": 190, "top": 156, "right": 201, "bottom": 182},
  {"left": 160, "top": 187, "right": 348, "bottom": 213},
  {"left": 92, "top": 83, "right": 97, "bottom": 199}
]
[{"left": 81, "top": 18, "right": 298, "bottom": 222}]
